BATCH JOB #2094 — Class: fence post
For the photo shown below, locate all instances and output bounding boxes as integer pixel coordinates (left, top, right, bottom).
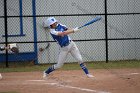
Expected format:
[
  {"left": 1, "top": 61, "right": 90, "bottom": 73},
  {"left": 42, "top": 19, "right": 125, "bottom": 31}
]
[
  {"left": 32, "top": 0, "right": 38, "bottom": 64},
  {"left": 4, "top": 0, "right": 9, "bottom": 67},
  {"left": 105, "top": 0, "right": 108, "bottom": 63}
]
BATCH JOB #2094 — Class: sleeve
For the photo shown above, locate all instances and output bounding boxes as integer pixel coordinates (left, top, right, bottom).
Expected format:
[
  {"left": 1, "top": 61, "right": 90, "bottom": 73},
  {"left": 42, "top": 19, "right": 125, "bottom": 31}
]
[{"left": 50, "top": 29, "right": 59, "bottom": 35}]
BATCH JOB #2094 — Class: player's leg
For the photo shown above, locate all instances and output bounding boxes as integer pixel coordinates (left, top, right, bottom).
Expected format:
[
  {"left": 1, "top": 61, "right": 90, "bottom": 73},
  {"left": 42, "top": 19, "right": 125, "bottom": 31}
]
[
  {"left": 43, "top": 49, "right": 69, "bottom": 78},
  {"left": 70, "top": 44, "right": 89, "bottom": 75},
  {"left": 70, "top": 41, "right": 94, "bottom": 77}
]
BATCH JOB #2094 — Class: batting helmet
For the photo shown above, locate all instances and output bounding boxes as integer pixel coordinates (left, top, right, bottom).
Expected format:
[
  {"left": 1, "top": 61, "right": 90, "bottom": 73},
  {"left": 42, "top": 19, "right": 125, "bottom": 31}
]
[{"left": 43, "top": 17, "right": 57, "bottom": 28}]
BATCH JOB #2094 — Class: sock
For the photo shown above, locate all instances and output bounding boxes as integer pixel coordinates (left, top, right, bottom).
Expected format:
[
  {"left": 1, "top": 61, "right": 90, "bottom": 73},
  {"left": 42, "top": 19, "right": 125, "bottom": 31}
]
[
  {"left": 45, "top": 65, "right": 55, "bottom": 74},
  {"left": 80, "top": 63, "right": 89, "bottom": 74}
]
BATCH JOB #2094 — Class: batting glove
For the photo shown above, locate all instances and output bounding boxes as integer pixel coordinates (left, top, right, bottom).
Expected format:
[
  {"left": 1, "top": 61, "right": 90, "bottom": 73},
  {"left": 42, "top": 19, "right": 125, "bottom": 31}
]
[{"left": 73, "top": 27, "right": 80, "bottom": 32}]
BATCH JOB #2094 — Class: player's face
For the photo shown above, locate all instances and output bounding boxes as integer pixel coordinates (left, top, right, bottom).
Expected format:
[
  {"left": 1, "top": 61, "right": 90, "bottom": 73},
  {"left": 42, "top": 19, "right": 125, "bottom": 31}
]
[{"left": 50, "top": 22, "right": 57, "bottom": 29}]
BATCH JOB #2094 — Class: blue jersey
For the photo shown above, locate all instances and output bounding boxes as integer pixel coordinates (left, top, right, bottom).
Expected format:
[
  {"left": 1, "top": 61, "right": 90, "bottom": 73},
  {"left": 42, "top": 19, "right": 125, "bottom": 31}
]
[{"left": 50, "top": 24, "right": 70, "bottom": 47}]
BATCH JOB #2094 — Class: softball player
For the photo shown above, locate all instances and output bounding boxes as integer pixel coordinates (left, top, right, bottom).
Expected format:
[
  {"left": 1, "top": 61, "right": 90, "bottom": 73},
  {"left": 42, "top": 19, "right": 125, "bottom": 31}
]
[
  {"left": 0, "top": 43, "right": 19, "bottom": 53},
  {"left": 43, "top": 17, "right": 94, "bottom": 78}
]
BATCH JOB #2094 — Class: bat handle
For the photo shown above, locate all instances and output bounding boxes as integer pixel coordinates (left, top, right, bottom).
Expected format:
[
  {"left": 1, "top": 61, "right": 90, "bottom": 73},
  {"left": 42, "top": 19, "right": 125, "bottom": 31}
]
[
  {"left": 78, "top": 27, "right": 81, "bottom": 29},
  {"left": 78, "top": 26, "right": 84, "bottom": 29}
]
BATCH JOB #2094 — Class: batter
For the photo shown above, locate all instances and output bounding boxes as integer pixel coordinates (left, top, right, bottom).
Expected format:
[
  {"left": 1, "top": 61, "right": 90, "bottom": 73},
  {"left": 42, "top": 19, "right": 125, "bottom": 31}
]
[{"left": 43, "top": 17, "right": 94, "bottom": 78}]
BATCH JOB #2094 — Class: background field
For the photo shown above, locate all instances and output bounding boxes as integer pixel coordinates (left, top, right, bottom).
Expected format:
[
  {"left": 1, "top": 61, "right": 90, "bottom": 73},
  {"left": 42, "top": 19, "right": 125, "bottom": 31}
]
[
  {"left": 0, "top": 61, "right": 140, "bottom": 72},
  {"left": 0, "top": 61, "right": 140, "bottom": 93}
]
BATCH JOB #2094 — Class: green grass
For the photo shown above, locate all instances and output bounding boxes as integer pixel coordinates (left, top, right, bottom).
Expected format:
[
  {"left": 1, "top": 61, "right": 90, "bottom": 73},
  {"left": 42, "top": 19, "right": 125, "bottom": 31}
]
[{"left": 0, "top": 61, "right": 140, "bottom": 73}]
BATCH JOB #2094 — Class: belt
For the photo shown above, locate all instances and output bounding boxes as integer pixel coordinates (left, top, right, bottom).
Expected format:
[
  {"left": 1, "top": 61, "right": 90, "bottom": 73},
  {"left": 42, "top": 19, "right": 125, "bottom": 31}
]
[{"left": 61, "top": 40, "right": 71, "bottom": 48}]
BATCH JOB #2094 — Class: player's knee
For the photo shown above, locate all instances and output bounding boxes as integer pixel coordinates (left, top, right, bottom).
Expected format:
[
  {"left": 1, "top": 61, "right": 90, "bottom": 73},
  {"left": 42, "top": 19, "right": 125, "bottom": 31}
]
[
  {"left": 76, "top": 57, "right": 82, "bottom": 63},
  {"left": 76, "top": 56, "right": 83, "bottom": 63}
]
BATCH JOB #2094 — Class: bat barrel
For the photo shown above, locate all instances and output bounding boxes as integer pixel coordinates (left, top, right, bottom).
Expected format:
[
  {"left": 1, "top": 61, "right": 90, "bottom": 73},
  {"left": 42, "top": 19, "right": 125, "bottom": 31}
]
[{"left": 78, "top": 16, "right": 102, "bottom": 29}]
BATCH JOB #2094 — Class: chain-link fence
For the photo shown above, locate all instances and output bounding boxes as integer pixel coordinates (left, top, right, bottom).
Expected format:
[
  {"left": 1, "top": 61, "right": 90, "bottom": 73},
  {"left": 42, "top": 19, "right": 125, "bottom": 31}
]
[{"left": 0, "top": 0, "right": 140, "bottom": 67}]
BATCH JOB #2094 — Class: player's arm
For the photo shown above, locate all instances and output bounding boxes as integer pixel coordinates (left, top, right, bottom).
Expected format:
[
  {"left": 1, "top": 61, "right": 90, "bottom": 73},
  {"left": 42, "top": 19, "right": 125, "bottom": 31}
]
[
  {"left": 57, "top": 29, "right": 74, "bottom": 36},
  {"left": 57, "top": 27, "right": 80, "bottom": 36}
]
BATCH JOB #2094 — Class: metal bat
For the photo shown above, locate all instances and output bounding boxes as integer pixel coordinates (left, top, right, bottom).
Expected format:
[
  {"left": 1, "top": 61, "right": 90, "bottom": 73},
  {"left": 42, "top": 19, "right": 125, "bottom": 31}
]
[{"left": 78, "top": 16, "right": 102, "bottom": 29}]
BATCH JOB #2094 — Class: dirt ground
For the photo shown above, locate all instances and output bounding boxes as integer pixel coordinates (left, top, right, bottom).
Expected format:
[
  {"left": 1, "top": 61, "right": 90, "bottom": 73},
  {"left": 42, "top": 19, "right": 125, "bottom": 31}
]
[{"left": 0, "top": 68, "right": 140, "bottom": 93}]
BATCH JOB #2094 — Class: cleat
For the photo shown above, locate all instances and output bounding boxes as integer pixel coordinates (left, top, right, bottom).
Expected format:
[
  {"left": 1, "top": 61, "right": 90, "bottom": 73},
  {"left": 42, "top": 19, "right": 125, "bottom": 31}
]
[
  {"left": 86, "top": 74, "right": 94, "bottom": 78},
  {"left": 43, "top": 72, "right": 48, "bottom": 79}
]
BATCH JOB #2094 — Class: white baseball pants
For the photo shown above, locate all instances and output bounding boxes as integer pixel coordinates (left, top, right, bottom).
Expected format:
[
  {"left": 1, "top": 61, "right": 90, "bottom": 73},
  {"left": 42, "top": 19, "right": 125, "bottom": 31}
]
[{"left": 54, "top": 41, "right": 83, "bottom": 69}]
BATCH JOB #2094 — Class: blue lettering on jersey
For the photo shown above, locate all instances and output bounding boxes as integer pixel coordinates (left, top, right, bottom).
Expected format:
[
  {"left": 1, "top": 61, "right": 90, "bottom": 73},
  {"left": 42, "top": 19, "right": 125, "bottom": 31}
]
[{"left": 50, "top": 24, "right": 69, "bottom": 47}]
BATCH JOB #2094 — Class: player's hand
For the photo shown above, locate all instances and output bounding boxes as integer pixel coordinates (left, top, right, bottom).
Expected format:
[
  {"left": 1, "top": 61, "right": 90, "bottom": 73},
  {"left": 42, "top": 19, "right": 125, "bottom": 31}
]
[{"left": 73, "top": 27, "right": 80, "bottom": 32}]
